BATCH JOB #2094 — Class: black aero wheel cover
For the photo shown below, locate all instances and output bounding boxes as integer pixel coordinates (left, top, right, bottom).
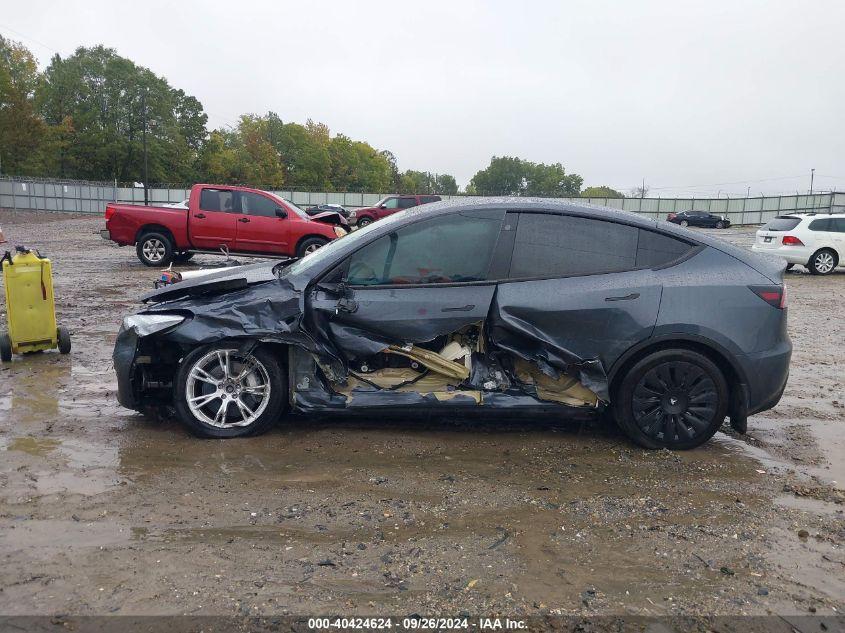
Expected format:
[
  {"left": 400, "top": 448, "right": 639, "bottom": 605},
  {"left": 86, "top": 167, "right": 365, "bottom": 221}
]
[{"left": 631, "top": 360, "right": 719, "bottom": 445}]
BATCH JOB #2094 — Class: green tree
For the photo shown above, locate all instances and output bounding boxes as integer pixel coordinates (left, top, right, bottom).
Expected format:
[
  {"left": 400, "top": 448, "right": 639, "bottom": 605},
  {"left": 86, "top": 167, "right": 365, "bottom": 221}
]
[
  {"left": 36, "top": 45, "right": 207, "bottom": 182},
  {"left": 0, "top": 36, "right": 46, "bottom": 175},
  {"left": 581, "top": 185, "right": 624, "bottom": 198},
  {"left": 470, "top": 156, "right": 581, "bottom": 197}
]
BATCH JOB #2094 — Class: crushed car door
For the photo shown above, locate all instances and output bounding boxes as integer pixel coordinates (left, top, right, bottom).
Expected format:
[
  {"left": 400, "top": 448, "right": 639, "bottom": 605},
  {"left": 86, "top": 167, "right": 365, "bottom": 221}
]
[
  {"left": 310, "top": 209, "right": 506, "bottom": 403},
  {"left": 488, "top": 213, "right": 686, "bottom": 399}
]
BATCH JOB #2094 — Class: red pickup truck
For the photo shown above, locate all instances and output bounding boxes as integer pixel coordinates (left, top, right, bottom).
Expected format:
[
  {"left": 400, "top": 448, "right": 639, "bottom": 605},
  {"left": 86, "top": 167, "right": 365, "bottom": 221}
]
[{"left": 101, "top": 184, "right": 347, "bottom": 266}]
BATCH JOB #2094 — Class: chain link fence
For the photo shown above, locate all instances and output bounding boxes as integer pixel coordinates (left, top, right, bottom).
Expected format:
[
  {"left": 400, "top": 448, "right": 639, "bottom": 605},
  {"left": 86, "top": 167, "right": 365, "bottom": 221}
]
[{"left": 1, "top": 175, "right": 843, "bottom": 225}]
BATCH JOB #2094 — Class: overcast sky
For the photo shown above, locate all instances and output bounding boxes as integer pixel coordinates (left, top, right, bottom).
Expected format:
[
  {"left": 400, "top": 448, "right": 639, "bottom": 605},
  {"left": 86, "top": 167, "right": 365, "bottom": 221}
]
[{"left": 3, "top": 0, "right": 844, "bottom": 196}]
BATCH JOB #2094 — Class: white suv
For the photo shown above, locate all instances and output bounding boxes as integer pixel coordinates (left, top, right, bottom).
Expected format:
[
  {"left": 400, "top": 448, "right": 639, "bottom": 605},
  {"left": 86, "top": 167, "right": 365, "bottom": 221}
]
[{"left": 752, "top": 214, "right": 844, "bottom": 275}]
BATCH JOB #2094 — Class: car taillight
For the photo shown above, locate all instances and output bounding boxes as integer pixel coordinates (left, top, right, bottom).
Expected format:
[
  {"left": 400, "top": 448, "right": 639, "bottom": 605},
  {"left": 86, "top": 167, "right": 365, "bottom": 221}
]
[
  {"left": 782, "top": 235, "right": 803, "bottom": 246},
  {"left": 750, "top": 285, "right": 786, "bottom": 309},
  {"left": 105, "top": 205, "right": 115, "bottom": 221},
  {"left": 667, "top": 213, "right": 676, "bottom": 220}
]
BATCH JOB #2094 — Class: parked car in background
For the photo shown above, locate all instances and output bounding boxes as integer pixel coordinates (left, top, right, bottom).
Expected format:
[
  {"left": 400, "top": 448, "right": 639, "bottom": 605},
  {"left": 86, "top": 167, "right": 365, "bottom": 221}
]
[
  {"left": 752, "top": 213, "right": 845, "bottom": 275},
  {"left": 306, "top": 203, "right": 351, "bottom": 219},
  {"left": 162, "top": 199, "right": 190, "bottom": 209},
  {"left": 114, "top": 198, "right": 790, "bottom": 450},
  {"left": 351, "top": 194, "right": 442, "bottom": 227},
  {"left": 667, "top": 210, "right": 730, "bottom": 229},
  {"left": 101, "top": 184, "right": 347, "bottom": 267}
]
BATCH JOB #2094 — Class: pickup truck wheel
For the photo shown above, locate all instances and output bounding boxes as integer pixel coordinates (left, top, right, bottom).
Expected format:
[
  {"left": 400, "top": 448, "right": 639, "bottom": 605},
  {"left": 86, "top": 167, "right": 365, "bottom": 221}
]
[
  {"left": 137, "top": 232, "right": 174, "bottom": 267},
  {"left": 297, "top": 237, "right": 328, "bottom": 258},
  {"left": 173, "top": 343, "right": 287, "bottom": 438}
]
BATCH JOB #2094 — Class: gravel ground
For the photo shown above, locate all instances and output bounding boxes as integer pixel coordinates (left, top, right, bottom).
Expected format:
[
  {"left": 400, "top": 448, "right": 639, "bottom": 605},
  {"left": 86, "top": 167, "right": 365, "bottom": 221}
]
[{"left": 0, "top": 211, "right": 843, "bottom": 619}]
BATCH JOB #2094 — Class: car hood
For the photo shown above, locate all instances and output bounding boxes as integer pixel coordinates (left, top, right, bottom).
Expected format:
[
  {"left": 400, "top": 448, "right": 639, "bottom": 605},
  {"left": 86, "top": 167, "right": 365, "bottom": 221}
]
[{"left": 141, "top": 261, "right": 285, "bottom": 304}]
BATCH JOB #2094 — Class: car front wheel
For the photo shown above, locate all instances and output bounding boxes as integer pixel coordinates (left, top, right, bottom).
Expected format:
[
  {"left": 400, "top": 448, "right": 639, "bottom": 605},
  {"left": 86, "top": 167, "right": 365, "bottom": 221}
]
[
  {"left": 613, "top": 349, "right": 729, "bottom": 450},
  {"left": 357, "top": 216, "right": 374, "bottom": 228},
  {"left": 807, "top": 249, "right": 838, "bottom": 275},
  {"left": 173, "top": 343, "right": 287, "bottom": 438},
  {"left": 715, "top": 221, "right": 725, "bottom": 229},
  {"left": 679, "top": 220, "right": 689, "bottom": 227}
]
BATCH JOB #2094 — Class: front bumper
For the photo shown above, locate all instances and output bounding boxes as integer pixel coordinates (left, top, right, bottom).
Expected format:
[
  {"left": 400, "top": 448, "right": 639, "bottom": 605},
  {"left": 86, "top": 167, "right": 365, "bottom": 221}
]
[{"left": 113, "top": 326, "right": 141, "bottom": 409}]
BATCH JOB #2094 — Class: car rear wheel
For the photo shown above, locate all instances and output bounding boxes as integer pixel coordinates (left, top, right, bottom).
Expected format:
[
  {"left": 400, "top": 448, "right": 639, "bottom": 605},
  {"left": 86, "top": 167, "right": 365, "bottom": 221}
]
[
  {"left": 679, "top": 220, "right": 689, "bottom": 227},
  {"left": 173, "top": 343, "right": 287, "bottom": 438},
  {"left": 173, "top": 252, "right": 194, "bottom": 264},
  {"left": 296, "top": 237, "right": 328, "bottom": 258},
  {"left": 614, "top": 349, "right": 729, "bottom": 450},
  {"left": 0, "top": 333, "right": 11, "bottom": 363},
  {"left": 807, "top": 249, "right": 837, "bottom": 275},
  {"left": 357, "top": 217, "right": 373, "bottom": 228},
  {"left": 57, "top": 326, "right": 71, "bottom": 354},
  {"left": 136, "top": 232, "right": 174, "bottom": 267}
]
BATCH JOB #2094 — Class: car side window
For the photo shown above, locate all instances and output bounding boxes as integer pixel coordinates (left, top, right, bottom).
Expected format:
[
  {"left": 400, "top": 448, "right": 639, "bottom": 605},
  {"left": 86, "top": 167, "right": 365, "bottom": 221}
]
[
  {"left": 508, "top": 214, "right": 640, "bottom": 278},
  {"left": 420, "top": 196, "right": 440, "bottom": 204},
  {"left": 238, "top": 191, "right": 279, "bottom": 217},
  {"left": 398, "top": 197, "right": 417, "bottom": 209},
  {"left": 382, "top": 197, "right": 400, "bottom": 209},
  {"left": 808, "top": 219, "right": 830, "bottom": 231},
  {"left": 828, "top": 218, "right": 845, "bottom": 233},
  {"left": 635, "top": 230, "right": 695, "bottom": 268},
  {"left": 199, "top": 188, "right": 234, "bottom": 212},
  {"left": 345, "top": 211, "right": 505, "bottom": 286}
]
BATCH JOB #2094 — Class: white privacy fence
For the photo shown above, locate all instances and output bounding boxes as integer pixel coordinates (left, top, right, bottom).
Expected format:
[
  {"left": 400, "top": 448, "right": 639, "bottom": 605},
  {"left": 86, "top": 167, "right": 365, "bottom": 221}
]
[{"left": 1, "top": 176, "right": 843, "bottom": 226}]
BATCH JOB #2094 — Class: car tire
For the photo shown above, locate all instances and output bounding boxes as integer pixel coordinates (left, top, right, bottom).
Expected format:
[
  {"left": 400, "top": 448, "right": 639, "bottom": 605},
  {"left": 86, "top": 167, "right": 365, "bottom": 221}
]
[
  {"left": 357, "top": 217, "right": 373, "bottom": 228},
  {"left": 173, "top": 343, "right": 288, "bottom": 438},
  {"left": 57, "top": 326, "right": 71, "bottom": 354},
  {"left": 679, "top": 220, "right": 689, "bottom": 227},
  {"left": 296, "top": 237, "right": 328, "bottom": 258},
  {"left": 613, "top": 349, "right": 729, "bottom": 450},
  {"left": 715, "top": 221, "right": 725, "bottom": 229},
  {"left": 807, "top": 248, "right": 838, "bottom": 275},
  {"left": 0, "top": 333, "right": 11, "bottom": 363},
  {"left": 136, "top": 232, "right": 175, "bottom": 267},
  {"left": 173, "top": 252, "right": 195, "bottom": 264}
]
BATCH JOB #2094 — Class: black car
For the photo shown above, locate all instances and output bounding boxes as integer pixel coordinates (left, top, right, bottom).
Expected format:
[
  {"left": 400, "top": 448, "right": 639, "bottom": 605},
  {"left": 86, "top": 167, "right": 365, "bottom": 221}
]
[
  {"left": 305, "top": 203, "right": 351, "bottom": 219},
  {"left": 667, "top": 210, "right": 731, "bottom": 229},
  {"left": 114, "top": 199, "right": 790, "bottom": 450}
]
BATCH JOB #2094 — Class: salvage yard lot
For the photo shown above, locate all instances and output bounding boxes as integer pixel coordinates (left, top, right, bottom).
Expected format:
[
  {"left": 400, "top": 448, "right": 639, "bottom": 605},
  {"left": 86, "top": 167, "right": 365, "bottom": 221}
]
[{"left": 0, "top": 211, "right": 843, "bottom": 616}]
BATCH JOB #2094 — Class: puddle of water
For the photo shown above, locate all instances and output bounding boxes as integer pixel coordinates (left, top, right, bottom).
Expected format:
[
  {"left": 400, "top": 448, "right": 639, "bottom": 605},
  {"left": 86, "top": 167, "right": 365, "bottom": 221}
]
[
  {"left": 775, "top": 494, "right": 844, "bottom": 516},
  {"left": 0, "top": 519, "right": 130, "bottom": 554},
  {"left": 5, "top": 436, "right": 60, "bottom": 457}
]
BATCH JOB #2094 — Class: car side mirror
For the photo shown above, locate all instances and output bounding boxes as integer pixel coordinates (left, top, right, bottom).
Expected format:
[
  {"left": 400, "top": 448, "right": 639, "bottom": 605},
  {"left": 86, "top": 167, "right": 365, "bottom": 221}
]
[{"left": 275, "top": 208, "right": 287, "bottom": 219}]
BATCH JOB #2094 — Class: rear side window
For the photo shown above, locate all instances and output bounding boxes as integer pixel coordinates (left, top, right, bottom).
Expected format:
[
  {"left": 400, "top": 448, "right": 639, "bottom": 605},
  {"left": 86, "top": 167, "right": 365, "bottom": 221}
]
[
  {"left": 509, "top": 214, "right": 639, "bottom": 278},
  {"left": 199, "top": 188, "right": 234, "bottom": 212},
  {"left": 420, "top": 196, "right": 441, "bottom": 204},
  {"left": 635, "top": 230, "right": 693, "bottom": 268},
  {"left": 831, "top": 218, "right": 845, "bottom": 233},
  {"left": 398, "top": 197, "right": 417, "bottom": 209},
  {"left": 763, "top": 216, "right": 801, "bottom": 231},
  {"left": 808, "top": 218, "right": 830, "bottom": 231}
]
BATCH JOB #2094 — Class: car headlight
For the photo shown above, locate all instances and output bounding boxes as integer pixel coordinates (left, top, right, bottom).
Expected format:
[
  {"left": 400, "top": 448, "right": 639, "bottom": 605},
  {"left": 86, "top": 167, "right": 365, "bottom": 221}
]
[
  {"left": 348, "top": 210, "right": 357, "bottom": 219},
  {"left": 334, "top": 226, "right": 348, "bottom": 238},
  {"left": 122, "top": 314, "right": 185, "bottom": 337}
]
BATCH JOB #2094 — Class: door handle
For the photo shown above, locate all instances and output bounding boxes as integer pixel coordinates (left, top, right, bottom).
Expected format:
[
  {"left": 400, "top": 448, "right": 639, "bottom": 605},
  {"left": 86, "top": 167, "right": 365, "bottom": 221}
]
[
  {"left": 238, "top": 217, "right": 250, "bottom": 223},
  {"left": 194, "top": 213, "right": 206, "bottom": 219},
  {"left": 441, "top": 304, "right": 475, "bottom": 312},
  {"left": 605, "top": 293, "right": 640, "bottom": 302}
]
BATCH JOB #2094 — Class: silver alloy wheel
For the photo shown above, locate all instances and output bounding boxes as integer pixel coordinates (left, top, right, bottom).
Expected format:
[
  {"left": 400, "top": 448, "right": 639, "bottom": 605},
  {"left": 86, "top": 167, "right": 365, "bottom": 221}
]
[
  {"left": 358, "top": 218, "right": 372, "bottom": 227},
  {"left": 304, "top": 242, "right": 322, "bottom": 255},
  {"left": 142, "top": 238, "right": 166, "bottom": 262},
  {"left": 185, "top": 349, "right": 271, "bottom": 428},
  {"left": 815, "top": 251, "right": 835, "bottom": 274},
  {"left": 680, "top": 220, "right": 689, "bottom": 227}
]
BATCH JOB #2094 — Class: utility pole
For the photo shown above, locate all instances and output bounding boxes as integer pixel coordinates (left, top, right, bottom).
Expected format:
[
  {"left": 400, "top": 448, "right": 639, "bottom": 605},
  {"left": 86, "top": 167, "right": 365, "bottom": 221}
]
[
  {"left": 142, "top": 89, "right": 149, "bottom": 205},
  {"left": 641, "top": 178, "right": 645, "bottom": 199},
  {"left": 809, "top": 168, "right": 815, "bottom": 196}
]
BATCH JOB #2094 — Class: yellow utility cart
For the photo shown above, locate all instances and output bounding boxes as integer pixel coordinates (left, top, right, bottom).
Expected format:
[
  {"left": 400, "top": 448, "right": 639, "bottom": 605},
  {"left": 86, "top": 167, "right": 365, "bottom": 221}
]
[{"left": 1, "top": 247, "right": 71, "bottom": 362}]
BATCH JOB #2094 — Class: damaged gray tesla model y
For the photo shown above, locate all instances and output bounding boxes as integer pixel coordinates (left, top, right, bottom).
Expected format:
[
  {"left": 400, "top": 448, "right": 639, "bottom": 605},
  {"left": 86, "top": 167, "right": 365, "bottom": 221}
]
[{"left": 113, "top": 199, "right": 791, "bottom": 449}]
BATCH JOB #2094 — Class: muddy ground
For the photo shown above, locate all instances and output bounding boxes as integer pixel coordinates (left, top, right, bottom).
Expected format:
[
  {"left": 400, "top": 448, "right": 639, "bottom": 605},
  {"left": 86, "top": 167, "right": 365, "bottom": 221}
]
[{"left": 0, "top": 210, "right": 843, "bottom": 619}]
